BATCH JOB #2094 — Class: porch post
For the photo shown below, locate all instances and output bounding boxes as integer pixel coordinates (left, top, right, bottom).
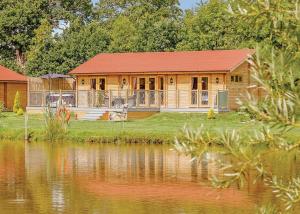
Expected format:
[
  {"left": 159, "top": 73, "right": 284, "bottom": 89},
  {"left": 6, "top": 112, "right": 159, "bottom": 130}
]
[
  {"left": 27, "top": 78, "right": 30, "bottom": 108},
  {"left": 216, "top": 90, "right": 219, "bottom": 110},
  {"left": 148, "top": 90, "right": 150, "bottom": 108},
  {"left": 76, "top": 78, "right": 78, "bottom": 108},
  {"left": 108, "top": 90, "right": 111, "bottom": 108},
  {"left": 42, "top": 90, "right": 45, "bottom": 107},
  {"left": 197, "top": 89, "right": 200, "bottom": 108},
  {"left": 176, "top": 90, "right": 179, "bottom": 109},
  {"left": 126, "top": 89, "right": 128, "bottom": 105}
]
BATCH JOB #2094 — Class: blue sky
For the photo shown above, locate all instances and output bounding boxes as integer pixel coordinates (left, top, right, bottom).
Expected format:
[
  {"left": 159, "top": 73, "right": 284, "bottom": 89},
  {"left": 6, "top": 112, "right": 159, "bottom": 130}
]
[
  {"left": 180, "top": 0, "right": 200, "bottom": 9},
  {"left": 91, "top": 0, "right": 200, "bottom": 9}
]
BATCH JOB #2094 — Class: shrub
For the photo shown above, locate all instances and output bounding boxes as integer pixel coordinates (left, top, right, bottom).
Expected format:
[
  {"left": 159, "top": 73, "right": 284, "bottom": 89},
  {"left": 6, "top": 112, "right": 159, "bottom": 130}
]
[
  {"left": 17, "top": 108, "right": 24, "bottom": 116},
  {"left": 13, "top": 91, "right": 21, "bottom": 113},
  {"left": 207, "top": 108, "right": 216, "bottom": 119}
]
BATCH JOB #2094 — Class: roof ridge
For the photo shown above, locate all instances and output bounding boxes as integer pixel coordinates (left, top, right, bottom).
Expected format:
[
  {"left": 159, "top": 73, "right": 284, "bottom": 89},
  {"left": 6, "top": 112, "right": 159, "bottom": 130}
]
[{"left": 95, "top": 49, "right": 254, "bottom": 56}]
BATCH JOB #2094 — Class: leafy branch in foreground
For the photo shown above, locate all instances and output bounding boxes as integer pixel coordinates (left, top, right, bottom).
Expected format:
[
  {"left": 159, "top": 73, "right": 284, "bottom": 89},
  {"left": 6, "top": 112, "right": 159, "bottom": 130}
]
[
  {"left": 174, "top": 47, "right": 300, "bottom": 212},
  {"left": 265, "top": 176, "right": 300, "bottom": 211}
]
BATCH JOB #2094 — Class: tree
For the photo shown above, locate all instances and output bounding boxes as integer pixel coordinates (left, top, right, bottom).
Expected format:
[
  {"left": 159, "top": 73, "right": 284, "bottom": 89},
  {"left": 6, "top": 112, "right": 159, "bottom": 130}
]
[
  {"left": 28, "top": 20, "right": 110, "bottom": 76},
  {"left": 96, "top": 0, "right": 183, "bottom": 52},
  {"left": 26, "top": 19, "right": 54, "bottom": 75},
  {"left": 109, "top": 16, "right": 137, "bottom": 52},
  {"left": 229, "top": 0, "right": 300, "bottom": 53},
  {"left": 0, "top": 0, "right": 94, "bottom": 73},
  {"left": 177, "top": 0, "right": 258, "bottom": 50},
  {"left": 0, "top": 0, "right": 50, "bottom": 70}
]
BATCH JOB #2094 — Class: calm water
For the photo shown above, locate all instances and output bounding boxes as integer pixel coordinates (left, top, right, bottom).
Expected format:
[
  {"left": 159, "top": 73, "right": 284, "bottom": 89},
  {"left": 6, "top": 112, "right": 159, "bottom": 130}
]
[{"left": 0, "top": 142, "right": 299, "bottom": 214}]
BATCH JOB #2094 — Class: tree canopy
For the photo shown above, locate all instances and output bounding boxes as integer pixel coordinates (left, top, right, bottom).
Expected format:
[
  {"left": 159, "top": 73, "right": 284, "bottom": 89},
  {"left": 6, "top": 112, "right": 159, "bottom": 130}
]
[{"left": 0, "top": 0, "right": 298, "bottom": 76}]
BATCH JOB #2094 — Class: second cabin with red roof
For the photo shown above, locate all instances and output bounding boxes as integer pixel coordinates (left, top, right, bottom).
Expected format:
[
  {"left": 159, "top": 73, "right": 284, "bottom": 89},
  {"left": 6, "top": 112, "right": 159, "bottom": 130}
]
[
  {"left": 68, "top": 49, "right": 256, "bottom": 113},
  {"left": 0, "top": 65, "right": 27, "bottom": 110}
]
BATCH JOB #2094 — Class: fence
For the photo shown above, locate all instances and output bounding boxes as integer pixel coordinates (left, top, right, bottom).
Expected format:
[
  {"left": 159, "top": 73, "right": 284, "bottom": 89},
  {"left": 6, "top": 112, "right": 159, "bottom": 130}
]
[
  {"left": 29, "top": 90, "right": 76, "bottom": 108},
  {"left": 28, "top": 89, "right": 229, "bottom": 110}
]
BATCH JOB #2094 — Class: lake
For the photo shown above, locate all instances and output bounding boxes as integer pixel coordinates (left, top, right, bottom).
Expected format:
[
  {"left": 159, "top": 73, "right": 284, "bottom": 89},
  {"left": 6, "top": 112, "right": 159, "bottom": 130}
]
[{"left": 0, "top": 141, "right": 299, "bottom": 213}]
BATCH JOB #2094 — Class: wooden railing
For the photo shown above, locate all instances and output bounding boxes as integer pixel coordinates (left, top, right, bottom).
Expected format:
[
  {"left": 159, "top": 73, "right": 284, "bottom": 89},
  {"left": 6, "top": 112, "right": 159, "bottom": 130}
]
[{"left": 28, "top": 89, "right": 229, "bottom": 110}]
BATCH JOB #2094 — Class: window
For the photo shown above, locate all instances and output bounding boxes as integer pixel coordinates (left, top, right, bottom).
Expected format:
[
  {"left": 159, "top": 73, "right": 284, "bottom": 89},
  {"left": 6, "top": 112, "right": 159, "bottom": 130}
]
[
  {"left": 231, "top": 75, "right": 243, "bottom": 83},
  {"left": 139, "top": 78, "right": 146, "bottom": 90},
  {"left": 235, "top": 76, "right": 239, "bottom": 82},
  {"left": 201, "top": 77, "right": 208, "bottom": 90},
  {"left": 90, "top": 79, "right": 96, "bottom": 90},
  {"left": 159, "top": 77, "right": 164, "bottom": 90},
  {"left": 231, "top": 76, "right": 234, "bottom": 82},
  {"left": 99, "top": 78, "right": 105, "bottom": 90},
  {"left": 149, "top": 78, "right": 155, "bottom": 90},
  {"left": 192, "top": 77, "right": 198, "bottom": 90}
]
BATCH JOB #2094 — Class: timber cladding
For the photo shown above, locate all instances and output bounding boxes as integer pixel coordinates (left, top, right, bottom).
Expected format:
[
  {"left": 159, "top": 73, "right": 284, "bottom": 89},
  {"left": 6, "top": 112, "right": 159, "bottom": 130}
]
[
  {"left": 226, "top": 62, "right": 250, "bottom": 110},
  {"left": 0, "top": 82, "right": 27, "bottom": 111}
]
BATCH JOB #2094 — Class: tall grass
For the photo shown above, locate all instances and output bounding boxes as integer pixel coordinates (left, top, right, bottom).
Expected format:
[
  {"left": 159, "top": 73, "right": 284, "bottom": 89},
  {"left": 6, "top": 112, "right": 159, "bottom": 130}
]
[{"left": 43, "top": 106, "right": 70, "bottom": 142}]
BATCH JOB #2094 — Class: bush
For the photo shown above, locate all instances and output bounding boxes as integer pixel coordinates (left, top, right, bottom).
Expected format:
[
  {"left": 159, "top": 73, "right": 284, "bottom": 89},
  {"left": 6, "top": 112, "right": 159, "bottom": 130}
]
[
  {"left": 17, "top": 108, "right": 24, "bottom": 116},
  {"left": 13, "top": 91, "right": 21, "bottom": 113},
  {"left": 207, "top": 108, "right": 216, "bottom": 119}
]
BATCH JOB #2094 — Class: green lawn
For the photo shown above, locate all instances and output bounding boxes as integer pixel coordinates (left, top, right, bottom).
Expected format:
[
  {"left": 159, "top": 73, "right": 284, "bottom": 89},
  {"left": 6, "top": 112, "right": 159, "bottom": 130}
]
[{"left": 0, "top": 112, "right": 299, "bottom": 143}]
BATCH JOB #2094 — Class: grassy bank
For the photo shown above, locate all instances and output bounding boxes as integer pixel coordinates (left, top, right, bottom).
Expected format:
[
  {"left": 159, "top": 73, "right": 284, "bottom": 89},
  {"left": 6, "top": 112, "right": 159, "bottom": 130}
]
[{"left": 0, "top": 112, "right": 299, "bottom": 143}]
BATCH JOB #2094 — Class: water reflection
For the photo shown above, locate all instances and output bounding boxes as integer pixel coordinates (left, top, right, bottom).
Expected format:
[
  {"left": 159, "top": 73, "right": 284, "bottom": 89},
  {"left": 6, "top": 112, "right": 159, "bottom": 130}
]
[{"left": 0, "top": 142, "right": 299, "bottom": 213}]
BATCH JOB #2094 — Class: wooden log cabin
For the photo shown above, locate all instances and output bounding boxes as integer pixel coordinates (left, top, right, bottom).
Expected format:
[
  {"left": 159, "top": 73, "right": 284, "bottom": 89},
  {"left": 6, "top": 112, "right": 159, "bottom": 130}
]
[
  {"left": 0, "top": 65, "right": 27, "bottom": 110},
  {"left": 69, "top": 49, "right": 255, "bottom": 112}
]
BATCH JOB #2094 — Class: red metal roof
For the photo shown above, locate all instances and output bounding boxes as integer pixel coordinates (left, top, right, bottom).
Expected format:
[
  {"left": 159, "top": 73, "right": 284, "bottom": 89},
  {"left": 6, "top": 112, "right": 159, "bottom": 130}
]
[
  {"left": 0, "top": 65, "right": 27, "bottom": 82},
  {"left": 70, "top": 49, "right": 254, "bottom": 75}
]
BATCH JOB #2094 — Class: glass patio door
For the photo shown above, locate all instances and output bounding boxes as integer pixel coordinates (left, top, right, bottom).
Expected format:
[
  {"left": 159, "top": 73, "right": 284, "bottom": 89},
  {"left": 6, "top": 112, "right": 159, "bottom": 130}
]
[
  {"left": 191, "top": 77, "right": 198, "bottom": 106},
  {"left": 136, "top": 77, "right": 157, "bottom": 107},
  {"left": 200, "top": 77, "right": 209, "bottom": 107},
  {"left": 191, "top": 76, "right": 209, "bottom": 107}
]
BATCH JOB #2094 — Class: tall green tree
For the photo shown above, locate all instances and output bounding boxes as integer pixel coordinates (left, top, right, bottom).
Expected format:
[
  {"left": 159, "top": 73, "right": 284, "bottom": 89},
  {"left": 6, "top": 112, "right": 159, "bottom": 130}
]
[
  {"left": 177, "top": 0, "right": 258, "bottom": 50},
  {"left": 109, "top": 16, "right": 137, "bottom": 52},
  {"left": 96, "top": 0, "right": 183, "bottom": 52},
  {"left": 0, "top": 0, "right": 50, "bottom": 70},
  {"left": 229, "top": 0, "right": 300, "bottom": 54},
  {"left": 0, "top": 0, "right": 93, "bottom": 72},
  {"left": 26, "top": 19, "right": 53, "bottom": 75},
  {"left": 27, "top": 20, "right": 110, "bottom": 76}
]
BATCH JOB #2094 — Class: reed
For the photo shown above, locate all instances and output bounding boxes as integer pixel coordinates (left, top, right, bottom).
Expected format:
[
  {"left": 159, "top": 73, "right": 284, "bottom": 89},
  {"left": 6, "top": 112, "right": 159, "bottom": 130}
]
[{"left": 43, "top": 106, "right": 70, "bottom": 142}]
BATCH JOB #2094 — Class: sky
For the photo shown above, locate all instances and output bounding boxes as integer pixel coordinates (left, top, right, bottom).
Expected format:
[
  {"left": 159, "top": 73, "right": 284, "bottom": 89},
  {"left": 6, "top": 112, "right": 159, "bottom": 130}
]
[
  {"left": 91, "top": 0, "right": 200, "bottom": 9},
  {"left": 180, "top": 0, "right": 200, "bottom": 9}
]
